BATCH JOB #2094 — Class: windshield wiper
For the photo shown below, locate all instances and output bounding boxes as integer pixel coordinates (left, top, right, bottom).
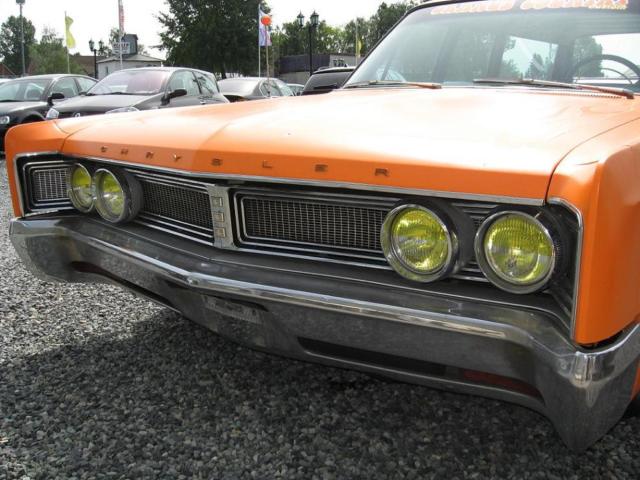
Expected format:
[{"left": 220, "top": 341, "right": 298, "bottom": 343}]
[
  {"left": 344, "top": 80, "right": 442, "bottom": 90},
  {"left": 473, "top": 78, "right": 634, "bottom": 100}
]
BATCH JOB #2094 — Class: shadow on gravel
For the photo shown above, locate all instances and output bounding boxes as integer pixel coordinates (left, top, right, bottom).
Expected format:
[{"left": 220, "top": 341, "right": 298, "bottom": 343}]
[{"left": 1, "top": 309, "right": 638, "bottom": 479}]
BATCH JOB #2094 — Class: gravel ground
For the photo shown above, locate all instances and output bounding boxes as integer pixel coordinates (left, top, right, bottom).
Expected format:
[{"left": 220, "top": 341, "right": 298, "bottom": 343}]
[{"left": 1, "top": 159, "right": 639, "bottom": 480}]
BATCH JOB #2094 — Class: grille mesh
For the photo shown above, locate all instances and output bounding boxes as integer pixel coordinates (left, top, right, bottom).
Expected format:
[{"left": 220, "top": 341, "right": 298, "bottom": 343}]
[
  {"left": 32, "top": 168, "right": 69, "bottom": 201},
  {"left": 241, "top": 196, "right": 388, "bottom": 252},
  {"left": 139, "top": 180, "right": 212, "bottom": 229}
]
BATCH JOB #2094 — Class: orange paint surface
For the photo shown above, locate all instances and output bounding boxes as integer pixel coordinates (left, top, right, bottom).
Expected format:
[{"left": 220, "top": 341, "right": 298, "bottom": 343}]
[{"left": 5, "top": 87, "right": 640, "bottom": 344}]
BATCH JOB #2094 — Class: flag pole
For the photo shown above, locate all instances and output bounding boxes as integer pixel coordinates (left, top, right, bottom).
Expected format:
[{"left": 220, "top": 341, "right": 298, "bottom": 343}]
[
  {"left": 65, "top": 11, "right": 70, "bottom": 73},
  {"left": 258, "top": 6, "right": 261, "bottom": 77}
]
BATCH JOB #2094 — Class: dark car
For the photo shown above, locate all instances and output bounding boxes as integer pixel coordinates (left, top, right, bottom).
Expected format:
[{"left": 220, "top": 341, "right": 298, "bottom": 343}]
[
  {"left": 0, "top": 74, "right": 96, "bottom": 153},
  {"left": 46, "top": 67, "right": 227, "bottom": 120},
  {"left": 302, "top": 67, "right": 355, "bottom": 95},
  {"left": 218, "top": 77, "right": 295, "bottom": 102}
]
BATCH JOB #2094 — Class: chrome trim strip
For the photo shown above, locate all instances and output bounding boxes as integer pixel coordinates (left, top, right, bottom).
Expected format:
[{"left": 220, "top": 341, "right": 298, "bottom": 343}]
[
  {"left": 66, "top": 153, "right": 546, "bottom": 206},
  {"left": 548, "top": 197, "right": 584, "bottom": 341}
]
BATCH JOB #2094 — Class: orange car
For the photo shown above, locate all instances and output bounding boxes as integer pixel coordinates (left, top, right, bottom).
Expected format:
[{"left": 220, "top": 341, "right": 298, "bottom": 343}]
[{"left": 5, "top": 0, "right": 640, "bottom": 450}]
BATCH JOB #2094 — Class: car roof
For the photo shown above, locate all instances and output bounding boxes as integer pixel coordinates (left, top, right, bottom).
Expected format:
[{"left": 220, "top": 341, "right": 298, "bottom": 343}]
[
  {"left": 5, "top": 73, "right": 94, "bottom": 81},
  {"left": 312, "top": 67, "right": 355, "bottom": 75}
]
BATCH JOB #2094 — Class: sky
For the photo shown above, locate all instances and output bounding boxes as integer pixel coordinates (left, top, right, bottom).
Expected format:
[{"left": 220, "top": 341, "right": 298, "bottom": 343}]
[{"left": 0, "top": 0, "right": 384, "bottom": 58}]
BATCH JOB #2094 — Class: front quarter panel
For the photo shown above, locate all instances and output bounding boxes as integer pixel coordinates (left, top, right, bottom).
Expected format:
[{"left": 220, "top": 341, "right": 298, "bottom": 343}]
[
  {"left": 5, "top": 121, "right": 69, "bottom": 217},
  {"left": 548, "top": 118, "right": 640, "bottom": 346}
]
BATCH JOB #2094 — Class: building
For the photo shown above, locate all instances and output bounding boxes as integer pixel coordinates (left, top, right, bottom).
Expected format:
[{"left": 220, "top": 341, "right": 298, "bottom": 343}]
[
  {"left": 279, "top": 54, "right": 358, "bottom": 84},
  {"left": 0, "top": 62, "right": 16, "bottom": 78},
  {"left": 97, "top": 53, "right": 164, "bottom": 79}
]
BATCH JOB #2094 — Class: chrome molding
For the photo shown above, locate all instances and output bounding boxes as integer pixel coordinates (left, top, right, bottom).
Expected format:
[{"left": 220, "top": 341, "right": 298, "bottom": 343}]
[
  {"left": 13, "top": 152, "right": 65, "bottom": 216},
  {"left": 548, "top": 197, "right": 584, "bottom": 341}
]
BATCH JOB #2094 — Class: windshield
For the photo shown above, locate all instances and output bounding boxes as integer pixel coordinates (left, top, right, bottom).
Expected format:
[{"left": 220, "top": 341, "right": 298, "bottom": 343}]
[
  {"left": 87, "top": 70, "right": 169, "bottom": 95},
  {"left": 347, "top": 0, "right": 640, "bottom": 92},
  {"left": 218, "top": 79, "right": 259, "bottom": 95},
  {"left": 0, "top": 79, "right": 50, "bottom": 102}
]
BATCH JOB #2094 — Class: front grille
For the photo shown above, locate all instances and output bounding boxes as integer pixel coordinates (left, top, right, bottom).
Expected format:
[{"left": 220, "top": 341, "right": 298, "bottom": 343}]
[
  {"left": 32, "top": 168, "right": 68, "bottom": 201},
  {"left": 240, "top": 195, "right": 388, "bottom": 253}
]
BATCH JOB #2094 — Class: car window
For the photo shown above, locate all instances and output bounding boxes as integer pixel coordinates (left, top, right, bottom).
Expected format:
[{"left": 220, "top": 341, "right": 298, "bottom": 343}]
[
  {"left": 168, "top": 71, "right": 200, "bottom": 96},
  {"left": 501, "top": 37, "right": 559, "bottom": 80},
  {"left": 276, "top": 80, "right": 294, "bottom": 96},
  {"left": 51, "top": 77, "right": 79, "bottom": 99},
  {"left": 88, "top": 70, "right": 169, "bottom": 95},
  {"left": 195, "top": 73, "right": 219, "bottom": 96},
  {"left": 260, "top": 80, "right": 281, "bottom": 97},
  {"left": 0, "top": 79, "right": 49, "bottom": 101},
  {"left": 572, "top": 33, "right": 640, "bottom": 86},
  {"left": 76, "top": 77, "right": 97, "bottom": 93}
]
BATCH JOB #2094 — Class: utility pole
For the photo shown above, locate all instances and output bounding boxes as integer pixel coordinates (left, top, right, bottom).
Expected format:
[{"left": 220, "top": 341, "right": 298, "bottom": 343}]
[{"left": 16, "top": 0, "right": 26, "bottom": 76}]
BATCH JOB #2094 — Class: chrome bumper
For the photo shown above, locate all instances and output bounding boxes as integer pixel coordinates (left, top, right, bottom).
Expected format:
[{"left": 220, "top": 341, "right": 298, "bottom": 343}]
[{"left": 9, "top": 216, "right": 640, "bottom": 451}]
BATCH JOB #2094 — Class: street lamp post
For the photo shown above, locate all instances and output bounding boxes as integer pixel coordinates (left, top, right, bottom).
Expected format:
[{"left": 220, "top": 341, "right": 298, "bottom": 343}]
[
  {"left": 297, "top": 11, "right": 319, "bottom": 76},
  {"left": 89, "top": 39, "right": 105, "bottom": 79},
  {"left": 16, "top": 0, "right": 26, "bottom": 76}
]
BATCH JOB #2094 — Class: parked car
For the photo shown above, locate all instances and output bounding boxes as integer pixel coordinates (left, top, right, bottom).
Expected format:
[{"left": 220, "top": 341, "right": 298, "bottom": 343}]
[
  {"left": 45, "top": 67, "right": 227, "bottom": 120},
  {"left": 302, "top": 67, "right": 354, "bottom": 95},
  {"left": 288, "top": 83, "right": 305, "bottom": 96},
  {"left": 6, "top": 0, "right": 640, "bottom": 451},
  {"left": 0, "top": 74, "right": 96, "bottom": 152},
  {"left": 218, "top": 77, "right": 295, "bottom": 102}
]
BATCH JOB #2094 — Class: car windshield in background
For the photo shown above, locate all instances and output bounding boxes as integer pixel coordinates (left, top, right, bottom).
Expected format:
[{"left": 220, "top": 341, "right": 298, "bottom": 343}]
[
  {"left": 347, "top": 0, "right": 640, "bottom": 92},
  {"left": 218, "top": 79, "right": 258, "bottom": 95},
  {"left": 87, "top": 70, "right": 170, "bottom": 96},
  {"left": 0, "top": 79, "right": 50, "bottom": 102}
]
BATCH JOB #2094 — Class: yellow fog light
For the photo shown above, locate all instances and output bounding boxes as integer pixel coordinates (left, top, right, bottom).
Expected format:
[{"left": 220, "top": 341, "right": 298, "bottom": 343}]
[
  {"left": 68, "top": 164, "right": 94, "bottom": 212},
  {"left": 93, "top": 168, "right": 142, "bottom": 223},
  {"left": 476, "top": 212, "right": 556, "bottom": 293},
  {"left": 381, "top": 205, "right": 455, "bottom": 282}
]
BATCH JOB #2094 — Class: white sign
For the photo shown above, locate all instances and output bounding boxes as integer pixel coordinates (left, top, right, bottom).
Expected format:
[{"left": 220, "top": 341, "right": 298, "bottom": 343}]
[{"left": 111, "top": 42, "right": 131, "bottom": 55}]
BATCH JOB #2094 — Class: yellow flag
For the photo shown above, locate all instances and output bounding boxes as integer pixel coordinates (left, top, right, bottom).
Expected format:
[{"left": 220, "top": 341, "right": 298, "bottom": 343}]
[
  {"left": 65, "top": 14, "right": 76, "bottom": 49},
  {"left": 356, "top": 37, "right": 362, "bottom": 57}
]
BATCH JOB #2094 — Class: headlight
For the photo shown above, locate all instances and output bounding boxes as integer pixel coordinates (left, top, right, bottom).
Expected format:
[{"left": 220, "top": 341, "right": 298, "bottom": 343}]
[
  {"left": 67, "top": 164, "right": 94, "bottom": 212},
  {"left": 475, "top": 211, "right": 560, "bottom": 294},
  {"left": 381, "top": 204, "right": 457, "bottom": 282},
  {"left": 93, "top": 168, "right": 143, "bottom": 223},
  {"left": 0, "top": 115, "right": 10, "bottom": 125},
  {"left": 105, "top": 106, "right": 139, "bottom": 114},
  {"left": 45, "top": 109, "right": 59, "bottom": 120}
]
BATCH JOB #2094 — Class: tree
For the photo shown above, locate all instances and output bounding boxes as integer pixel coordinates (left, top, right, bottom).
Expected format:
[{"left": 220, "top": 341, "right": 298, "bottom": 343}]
[
  {"left": 0, "top": 15, "right": 36, "bottom": 74},
  {"left": 366, "top": 2, "right": 414, "bottom": 51},
  {"left": 573, "top": 37, "right": 603, "bottom": 77},
  {"left": 158, "top": 0, "right": 264, "bottom": 78},
  {"left": 29, "top": 28, "right": 84, "bottom": 75}
]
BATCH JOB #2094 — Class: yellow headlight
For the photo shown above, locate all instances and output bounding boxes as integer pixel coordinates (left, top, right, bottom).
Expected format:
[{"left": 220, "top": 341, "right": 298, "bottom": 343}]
[
  {"left": 68, "top": 164, "right": 93, "bottom": 212},
  {"left": 382, "top": 205, "right": 453, "bottom": 282},
  {"left": 478, "top": 212, "right": 556, "bottom": 292}
]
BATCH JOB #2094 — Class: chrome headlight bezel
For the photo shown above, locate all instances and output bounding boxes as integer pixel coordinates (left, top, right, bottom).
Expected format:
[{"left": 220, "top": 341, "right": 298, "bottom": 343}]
[
  {"left": 381, "top": 203, "right": 459, "bottom": 283},
  {"left": 474, "top": 210, "right": 563, "bottom": 294},
  {"left": 92, "top": 168, "right": 143, "bottom": 223},
  {"left": 67, "top": 163, "right": 94, "bottom": 213}
]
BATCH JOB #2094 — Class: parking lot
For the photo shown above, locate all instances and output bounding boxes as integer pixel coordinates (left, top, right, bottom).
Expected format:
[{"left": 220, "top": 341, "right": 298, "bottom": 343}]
[{"left": 1, "top": 159, "right": 638, "bottom": 479}]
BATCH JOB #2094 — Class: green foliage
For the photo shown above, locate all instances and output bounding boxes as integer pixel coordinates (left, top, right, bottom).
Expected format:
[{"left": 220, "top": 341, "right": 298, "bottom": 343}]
[
  {"left": 573, "top": 37, "right": 603, "bottom": 77},
  {"left": 0, "top": 15, "right": 36, "bottom": 74},
  {"left": 158, "top": 0, "right": 263, "bottom": 78},
  {"left": 29, "top": 28, "right": 84, "bottom": 75}
]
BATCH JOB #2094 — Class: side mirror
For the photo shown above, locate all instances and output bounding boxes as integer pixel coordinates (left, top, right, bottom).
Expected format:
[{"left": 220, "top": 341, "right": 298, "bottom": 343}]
[
  {"left": 162, "top": 88, "right": 187, "bottom": 105},
  {"left": 47, "top": 92, "right": 65, "bottom": 106}
]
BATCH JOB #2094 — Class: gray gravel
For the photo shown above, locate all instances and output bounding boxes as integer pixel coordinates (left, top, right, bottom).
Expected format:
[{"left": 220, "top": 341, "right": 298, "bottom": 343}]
[{"left": 1, "top": 159, "right": 639, "bottom": 480}]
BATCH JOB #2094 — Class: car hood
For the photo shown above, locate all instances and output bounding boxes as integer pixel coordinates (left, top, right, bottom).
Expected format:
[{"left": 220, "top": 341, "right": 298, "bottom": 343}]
[
  {"left": 54, "top": 94, "right": 157, "bottom": 113},
  {"left": 58, "top": 87, "right": 640, "bottom": 201},
  {"left": 0, "top": 101, "right": 47, "bottom": 115}
]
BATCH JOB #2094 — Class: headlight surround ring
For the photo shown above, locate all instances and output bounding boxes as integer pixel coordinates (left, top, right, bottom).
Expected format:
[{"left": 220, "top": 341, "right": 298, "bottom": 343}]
[
  {"left": 67, "top": 163, "right": 94, "bottom": 212},
  {"left": 474, "top": 210, "right": 561, "bottom": 294},
  {"left": 92, "top": 168, "right": 143, "bottom": 223},
  {"left": 381, "top": 204, "right": 459, "bottom": 283}
]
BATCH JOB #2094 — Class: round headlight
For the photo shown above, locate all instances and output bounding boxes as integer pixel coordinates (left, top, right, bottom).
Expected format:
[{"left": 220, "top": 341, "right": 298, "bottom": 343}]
[
  {"left": 68, "top": 164, "right": 94, "bottom": 212},
  {"left": 381, "top": 205, "right": 455, "bottom": 282},
  {"left": 93, "top": 168, "right": 142, "bottom": 223},
  {"left": 475, "top": 211, "right": 556, "bottom": 293}
]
